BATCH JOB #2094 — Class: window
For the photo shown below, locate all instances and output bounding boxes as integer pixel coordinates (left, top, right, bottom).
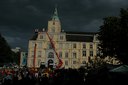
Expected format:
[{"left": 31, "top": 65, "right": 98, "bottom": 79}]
[
  {"left": 90, "top": 51, "right": 93, "bottom": 56},
  {"left": 59, "top": 43, "right": 63, "bottom": 49},
  {"left": 31, "top": 51, "right": 34, "bottom": 57},
  {"left": 38, "top": 42, "right": 42, "bottom": 48},
  {"left": 52, "top": 28, "right": 55, "bottom": 32},
  {"left": 30, "top": 59, "right": 33, "bottom": 67},
  {"left": 40, "top": 35, "right": 43, "bottom": 39},
  {"left": 32, "top": 42, "right": 35, "bottom": 47},
  {"left": 48, "top": 52, "right": 54, "bottom": 58},
  {"left": 50, "top": 34, "right": 53, "bottom": 39},
  {"left": 49, "top": 43, "right": 52, "bottom": 49},
  {"left": 83, "top": 51, "right": 86, "bottom": 56},
  {"left": 73, "top": 52, "right": 76, "bottom": 58},
  {"left": 65, "top": 52, "right": 68, "bottom": 58},
  {"left": 90, "top": 43, "right": 93, "bottom": 49},
  {"left": 66, "top": 43, "right": 69, "bottom": 48},
  {"left": 38, "top": 51, "right": 41, "bottom": 57},
  {"left": 73, "top": 43, "right": 76, "bottom": 48},
  {"left": 53, "top": 21, "right": 55, "bottom": 25},
  {"left": 60, "top": 35, "right": 63, "bottom": 40},
  {"left": 82, "top": 61, "right": 86, "bottom": 64},
  {"left": 83, "top": 43, "right": 86, "bottom": 49},
  {"left": 73, "top": 61, "right": 76, "bottom": 64},
  {"left": 38, "top": 59, "right": 41, "bottom": 66},
  {"left": 59, "top": 52, "right": 62, "bottom": 58},
  {"left": 65, "top": 60, "right": 68, "bottom": 66}
]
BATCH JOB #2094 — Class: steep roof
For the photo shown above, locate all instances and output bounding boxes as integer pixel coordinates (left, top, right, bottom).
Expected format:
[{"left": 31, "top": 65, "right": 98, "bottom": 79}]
[
  {"left": 30, "top": 31, "right": 95, "bottom": 42},
  {"left": 66, "top": 34, "right": 93, "bottom": 42},
  {"left": 65, "top": 31, "right": 95, "bottom": 42},
  {"left": 66, "top": 31, "right": 97, "bottom": 35},
  {"left": 52, "top": 7, "right": 60, "bottom": 21},
  {"left": 30, "top": 33, "right": 38, "bottom": 40}
]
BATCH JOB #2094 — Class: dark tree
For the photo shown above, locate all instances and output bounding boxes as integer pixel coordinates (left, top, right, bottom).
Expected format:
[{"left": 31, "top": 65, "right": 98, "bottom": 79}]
[
  {"left": 98, "top": 8, "right": 128, "bottom": 64},
  {"left": 0, "top": 33, "right": 13, "bottom": 64}
]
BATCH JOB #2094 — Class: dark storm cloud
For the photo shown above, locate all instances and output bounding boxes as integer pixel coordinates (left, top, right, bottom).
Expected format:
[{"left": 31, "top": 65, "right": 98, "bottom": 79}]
[{"left": 0, "top": 0, "right": 128, "bottom": 50}]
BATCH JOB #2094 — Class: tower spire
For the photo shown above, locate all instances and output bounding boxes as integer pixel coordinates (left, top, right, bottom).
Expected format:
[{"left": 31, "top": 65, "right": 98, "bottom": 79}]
[
  {"left": 54, "top": 6, "right": 58, "bottom": 16},
  {"left": 52, "top": 5, "right": 59, "bottom": 21}
]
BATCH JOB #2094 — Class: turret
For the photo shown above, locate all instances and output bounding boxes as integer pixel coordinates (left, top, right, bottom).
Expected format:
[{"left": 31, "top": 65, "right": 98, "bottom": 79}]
[{"left": 48, "top": 7, "right": 61, "bottom": 33}]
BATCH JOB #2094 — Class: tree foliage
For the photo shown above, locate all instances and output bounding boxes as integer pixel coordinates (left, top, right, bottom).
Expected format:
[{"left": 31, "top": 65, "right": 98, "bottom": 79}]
[
  {"left": 0, "top": 33, "right": 19, "bottom": 65},
  {"left": 98, "top": 8, "right": 128, "bottom": 64},
  {"left": 0, "top": 33, "right": 12, "bottom": 63}
]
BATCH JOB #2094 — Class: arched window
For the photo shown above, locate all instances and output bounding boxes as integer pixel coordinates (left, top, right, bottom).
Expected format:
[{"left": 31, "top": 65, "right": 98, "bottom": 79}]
[
  {"left": 48, "top": 52, "right": 54, "bottom": 58},
  {"left": 73, "top": 52, "right": 76, "bottom": 58}
]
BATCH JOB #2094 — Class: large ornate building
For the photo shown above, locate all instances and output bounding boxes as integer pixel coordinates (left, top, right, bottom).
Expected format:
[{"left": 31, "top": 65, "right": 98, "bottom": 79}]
[{"left": 27, "top": 8, "right": 99, "bottom": 69}]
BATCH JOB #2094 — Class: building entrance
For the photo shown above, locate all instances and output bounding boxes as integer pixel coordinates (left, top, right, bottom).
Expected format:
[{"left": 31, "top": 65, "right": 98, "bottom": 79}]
[{"left": 48, "top": 59, "right": 54, "bottom": 69}]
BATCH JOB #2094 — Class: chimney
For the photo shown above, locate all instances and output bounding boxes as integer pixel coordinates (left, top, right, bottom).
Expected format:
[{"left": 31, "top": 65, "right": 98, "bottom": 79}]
[
  {"left": 35, "top": 29, "right": 39, "bottom": 33},
  {"left": 42, "top": 28, "right": 45, "bottom": 32}
]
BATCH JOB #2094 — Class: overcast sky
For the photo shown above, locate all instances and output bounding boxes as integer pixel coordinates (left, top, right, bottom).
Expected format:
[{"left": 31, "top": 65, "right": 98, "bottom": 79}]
[{"left": 0, "top": 0, "right": 128, "bottom": 51}]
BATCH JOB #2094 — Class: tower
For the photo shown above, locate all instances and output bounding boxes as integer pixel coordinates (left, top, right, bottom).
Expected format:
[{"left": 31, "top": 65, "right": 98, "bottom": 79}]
[{"left": 47, "top": 7, "right": 61, "bottom": 33}]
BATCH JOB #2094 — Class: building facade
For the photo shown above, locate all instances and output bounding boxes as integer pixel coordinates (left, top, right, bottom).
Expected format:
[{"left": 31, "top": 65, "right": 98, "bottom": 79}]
[
  {"left": 27, "top": 8, "right": 99, "bottom": 69},
  {"left": 11, "top": 47, "right": 21, "bottom": 53},
  {"left": 20, "top": 52, "right": 27, "bottom": 67}
]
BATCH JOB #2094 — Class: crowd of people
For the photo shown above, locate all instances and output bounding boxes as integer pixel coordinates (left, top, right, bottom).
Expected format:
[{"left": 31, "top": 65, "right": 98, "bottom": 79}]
[
  {"left": 0, "top": 64, "right": 110, "bottom": 85},
  {"left": 0, "top": 64, "right": 127, "bottom": 85},
  {"left": 0, "top": 66, "right": 87, "bottom": 85}
]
